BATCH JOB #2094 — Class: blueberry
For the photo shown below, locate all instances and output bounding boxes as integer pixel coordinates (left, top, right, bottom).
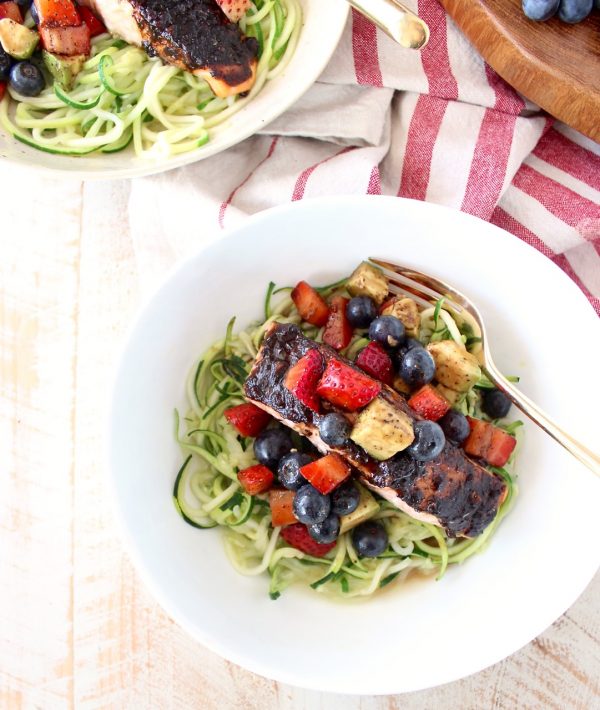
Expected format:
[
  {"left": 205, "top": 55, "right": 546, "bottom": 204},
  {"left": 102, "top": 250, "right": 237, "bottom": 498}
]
[
  {"left": 346, "top": 296, "right": 378, "bottom": 328},
  {"left": 308, "top": 512, "right": 340, "bottom": 544},
  {"left": 368, "top": 316, "right": 406, "bottom": 349},
  {"left": 557, "top": 0, "right": 592, "bottom": 21},
  {"left": 393, "top": 337, "right": 423, "bottom": 367},
  {"left": 9, "top": 62, "right": 45, "bottom": 97},
  {"left": 15, "top": 0, "right": 32, "bottom": 8},
  {"left": 277, "top": 451, "right": 312, "bottom": 490},
  {"left": 331, "top": 482, "right": 360, "bottom": 516},
  {"left": 407, "top": 421, "right": 446, "bottom": 462},
  {"left": 398, "top": 347, "right": 435, "bottom": 388},
  {"left": 293, "top": 484, "right": 330, "bottom": 525},
  {"left": 30, "top": 1, "right": 39, "bottom": 24},
  {"left": 481, "top": 389, "right": 512, "bottom": 419},
  {"left": 352, "top": 521, "right": 388, "bottom": 557},
  {"left": 439, "top": 410, "right": 470, "bottom": 445},
  {"left": 318, "top": 412, "right": 350, "bottom": 447},
  {"left": 522, "top": 0, "right": 560, "bottom": 19},
  {"left": 0, "top": 47, "right": 12, "bottom": 83},
  {"left": 253, "top": 427, "right": 293, "bottom": 469}
]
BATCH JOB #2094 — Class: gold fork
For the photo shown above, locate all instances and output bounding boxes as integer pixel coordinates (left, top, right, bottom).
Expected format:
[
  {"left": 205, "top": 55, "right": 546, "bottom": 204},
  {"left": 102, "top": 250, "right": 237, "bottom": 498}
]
[
  {"left": 369, "top": 257, "right": 600, "bottom": 476},
  {"left": 348, "top": 0, "right": 430, "bottom": 49}
]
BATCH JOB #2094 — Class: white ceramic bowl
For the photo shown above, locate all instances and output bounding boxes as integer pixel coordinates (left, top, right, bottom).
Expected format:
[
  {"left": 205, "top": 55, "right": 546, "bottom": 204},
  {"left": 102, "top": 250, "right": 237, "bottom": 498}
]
[
  {"left": 0, "top": 0, "right": 348, "bottom": 180},
  {"left": 109, "top": 196, "right": 600, "bottom": 694}
]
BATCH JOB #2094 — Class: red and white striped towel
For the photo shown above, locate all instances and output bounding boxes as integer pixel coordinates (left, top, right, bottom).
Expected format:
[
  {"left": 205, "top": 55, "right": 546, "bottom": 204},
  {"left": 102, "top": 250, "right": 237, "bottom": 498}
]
[{"left": 131, "top": 1, "right": 600, "bottom": 314}]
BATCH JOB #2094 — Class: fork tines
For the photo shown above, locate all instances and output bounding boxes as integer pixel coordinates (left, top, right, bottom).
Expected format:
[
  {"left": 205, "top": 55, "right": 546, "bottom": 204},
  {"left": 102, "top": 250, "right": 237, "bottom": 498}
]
[{"left": 368, "top": 257, "right": 464, "bottom": 313}]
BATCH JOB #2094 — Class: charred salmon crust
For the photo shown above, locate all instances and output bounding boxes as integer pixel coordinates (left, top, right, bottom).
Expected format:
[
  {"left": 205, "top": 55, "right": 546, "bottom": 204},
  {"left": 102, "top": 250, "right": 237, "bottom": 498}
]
[
  {"left": 244, "top": 323, "right": 507, "bottom": 538},
  {"left": 129, "top": 0, "right": 258, "bottom": 85}
]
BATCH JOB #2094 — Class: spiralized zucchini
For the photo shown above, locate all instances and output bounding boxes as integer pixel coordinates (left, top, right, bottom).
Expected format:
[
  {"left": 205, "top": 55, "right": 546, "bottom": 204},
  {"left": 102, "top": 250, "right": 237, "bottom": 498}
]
[
  {"left": 174, "top": 279, "right": 521, "bottom": 599},
  {"left": 0, "top": 0, "right": 301, "bottom": 157}
]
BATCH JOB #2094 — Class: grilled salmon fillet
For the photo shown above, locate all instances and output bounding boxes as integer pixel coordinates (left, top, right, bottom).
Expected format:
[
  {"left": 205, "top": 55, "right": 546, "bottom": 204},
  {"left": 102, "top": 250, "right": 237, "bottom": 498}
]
[
  {"left": 244, "top": 323, "right": 507, "bottom": 538},
  {"left": 79, "top": 0, "right": 258, "bottom": 97}
]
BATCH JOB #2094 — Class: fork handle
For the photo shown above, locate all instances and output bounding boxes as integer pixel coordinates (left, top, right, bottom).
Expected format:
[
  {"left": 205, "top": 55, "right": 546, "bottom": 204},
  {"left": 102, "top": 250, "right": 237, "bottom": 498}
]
[
  {"left": 346, "top": 0, "right": 430, "bottom": 48},
  {"left": 485, "top": 363, "right": 600, "bottom": 477}
]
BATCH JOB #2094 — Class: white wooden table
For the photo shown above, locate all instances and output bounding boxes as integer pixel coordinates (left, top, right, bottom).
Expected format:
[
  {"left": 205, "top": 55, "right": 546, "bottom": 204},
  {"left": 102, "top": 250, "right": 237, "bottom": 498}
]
[{"left": 1, "top": 167, "right": 599, "bottom": 709}]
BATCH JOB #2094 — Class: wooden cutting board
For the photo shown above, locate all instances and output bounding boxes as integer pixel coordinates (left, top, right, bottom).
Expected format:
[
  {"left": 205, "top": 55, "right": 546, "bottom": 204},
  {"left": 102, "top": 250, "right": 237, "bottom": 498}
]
[{"left": 438, "top": 0, "right": 600, "bottom": 142}]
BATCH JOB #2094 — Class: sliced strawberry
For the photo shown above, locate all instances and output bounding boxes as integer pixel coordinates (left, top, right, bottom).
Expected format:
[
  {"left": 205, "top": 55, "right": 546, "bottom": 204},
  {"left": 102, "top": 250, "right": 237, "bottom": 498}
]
[
  {"left": 269, "top": 489, "right": 297, "bottom": 526},
  {"left": 408, "top": 384, "right": 450, "bottom": 421},
  {"left": 323, "top": 296, "right": 353, "bottom": 351},
  {"left": 284, "top": 349, "right": 324, "bottom": 412},
  {"left": 300, "top": 453, "right": 351, "bottom": 495},
  {"left": 224, "top": 402, "right": 271, "bottom": 437},
  {"left": 355, "top": 341, "right": 393, "bottom": 385},
  {"left": 237, "top": 464, "right": 274, "bottom": 495},
  {"left": 215, "top": 0, "right": 251, "bottom": 22},
  {"left": 0, "top": 1, "right": 23, "bottom": 22},
  {"left": 34, "top": 0, "right": 81, "bottom": 26},
  {"left": 316, "top": 359, "right": 381, "bottom": 411},
  {"left": 463, "top": 417, "right": 516, "bottom": 467},
  {"left": 291, "top": 281, "right": 330, "bottom": 327},
  {"left": 39, "top": 22, "right": 90, "bottom": 55},
  {"left": 280, "top": 523, "right": 337, "bottom": 557},
  {"left": 33, "top": 0, "right": 91, "bottom": 55},
  {"left": 464, "top": 417, "right": 493, "bottom": 459},
  {"left": 486, "top": 428, "right": 517, "bottom": 467},
  {"left": 78, "top": 6, "right": 106, "bottom": 37},
  {"left": 0, "top": 82, "right": 6, "bottom": 102}
]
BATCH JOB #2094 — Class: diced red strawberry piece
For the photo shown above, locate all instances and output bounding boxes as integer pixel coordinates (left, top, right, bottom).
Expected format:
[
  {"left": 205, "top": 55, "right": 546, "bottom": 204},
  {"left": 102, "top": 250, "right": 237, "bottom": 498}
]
[
  {"left": 0, "top": 82, "right": 6, "bottom": 102},
  {"left": 237, "top": 464, "right": 274, "bottom": 495},
  {"left": 34, "top": 0, "right": 91, "bottom": 55},
  {"left": 215, "top": 0, "right": 251, "bottom": 22},
  {"left": 224, "top": 402, "right": 271, "bottom": 437},
  {"left": 463, "top": 417, "right": 516, "bottom": 467},
  {"left": 355, "top": 341, "right": 393, "bottom": 385},
  {"left": 39, "top": 22, "right": 90, "bottom": 55},
  {"left": 300, "top": 453, "right": 351, "bottom": 495},
  {"left": 323, "top": 296, "right": 353, "bottom": 351},
  {"left": 284, "top": 349, "right": 324, "bottom": 412},
  {"left": 316, "top": 359, "right": 381, "bottom": 411},
  {"left": 34, "top": 0, "right": 81, "bottom": 26},
  {"left": 486, "top": 428, "right": 517, "bottom": 467},
  {"left": 269, "top": 489, "right": 297, "bottom": 527},
  {"left": 291, "top": 281, "right": 330, "bottom": 327},
  {"left": 78, "top": 6, "right": 106, "bottom": 37},
  {"left": 280, "top": 523, "right": 337, "bottom": 557},
  {"left": 464, "top": 417, "right": 493, "bottom": 459},
  {"left": 0, "top": 2, "right": 22, "bottom": 22},
  {"left": 408, "top": 384, "right": 451, "bottom": 421}
]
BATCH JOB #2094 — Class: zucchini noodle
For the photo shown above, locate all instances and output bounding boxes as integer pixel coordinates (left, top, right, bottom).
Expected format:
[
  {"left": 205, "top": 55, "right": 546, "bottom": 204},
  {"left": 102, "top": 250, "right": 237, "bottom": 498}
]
[
  {"left": 0, "top": 0, "right": 301, "bottom": 157},
  {"left": 173, "top": 278, "right": 520, "bottom": 599}
]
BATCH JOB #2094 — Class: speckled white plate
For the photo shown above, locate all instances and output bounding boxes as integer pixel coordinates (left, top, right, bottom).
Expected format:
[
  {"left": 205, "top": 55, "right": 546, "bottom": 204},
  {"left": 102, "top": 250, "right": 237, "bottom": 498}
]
[
  {"left": 0, "top": 0, "right": 348, "bottom": 180},
  {"left": 108, "top": 196, "right": 600, "bottom": 694}
]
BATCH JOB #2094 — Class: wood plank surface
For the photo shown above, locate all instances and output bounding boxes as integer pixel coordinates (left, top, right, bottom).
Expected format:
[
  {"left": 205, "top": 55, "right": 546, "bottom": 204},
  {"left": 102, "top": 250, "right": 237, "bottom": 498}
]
[
  {"left": 438, "top": 0, "right": 600, "bottom": 143},
  {"left": 1, "top": 167, "right": 599, "bottom": 709}
]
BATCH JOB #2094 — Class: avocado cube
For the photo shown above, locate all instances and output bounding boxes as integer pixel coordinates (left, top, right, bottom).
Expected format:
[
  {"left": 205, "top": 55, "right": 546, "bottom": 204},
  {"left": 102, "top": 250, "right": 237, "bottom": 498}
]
[
  {"left": 427, "top": 340, "right": 481, "bottom": 393},
  {"left": 350, "top": 397, "right": 414, "bottom": 460},
  {"left": 42, "top": 51, "right": 86, "bottom": 90},
  {"left": 339, "top": 484, "right": 380, "bottom": 533},
  {"left": 347, "top": 262, "right": 389, "bottom": 305},
  {"left": 435, "top": 383, "right": 464, "bottom": 406},
  {"left": 0, "top": 19, "right": 39, "bottom": 60}
]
